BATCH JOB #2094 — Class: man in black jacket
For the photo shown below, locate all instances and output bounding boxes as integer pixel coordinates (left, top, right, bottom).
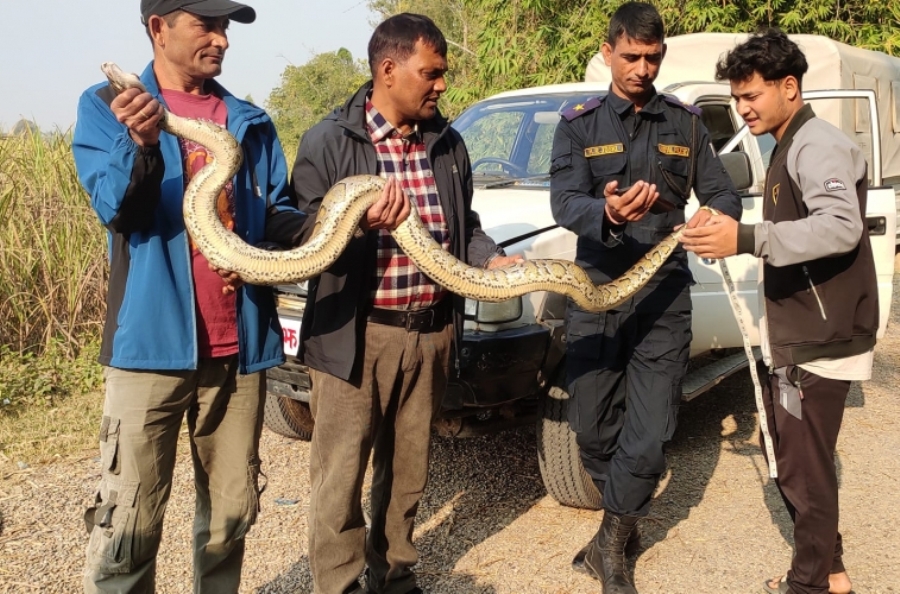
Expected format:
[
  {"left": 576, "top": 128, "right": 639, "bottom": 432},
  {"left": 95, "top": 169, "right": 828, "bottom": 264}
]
[{"left": 290, "top": 13, "right": 519, "bottom": 594}]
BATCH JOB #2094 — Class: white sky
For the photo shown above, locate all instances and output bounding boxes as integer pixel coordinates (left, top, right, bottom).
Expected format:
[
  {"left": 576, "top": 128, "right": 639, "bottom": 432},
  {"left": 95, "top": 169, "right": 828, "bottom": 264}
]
[{"left": 0, "top": 0, "right": 375, "bottom": 131}]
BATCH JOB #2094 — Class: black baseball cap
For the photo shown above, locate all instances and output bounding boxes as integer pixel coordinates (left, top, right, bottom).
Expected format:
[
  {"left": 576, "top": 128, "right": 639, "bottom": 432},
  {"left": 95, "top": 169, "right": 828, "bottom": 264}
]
[{"left": 140, "top": 0, "right": 256, "bottom": 24}]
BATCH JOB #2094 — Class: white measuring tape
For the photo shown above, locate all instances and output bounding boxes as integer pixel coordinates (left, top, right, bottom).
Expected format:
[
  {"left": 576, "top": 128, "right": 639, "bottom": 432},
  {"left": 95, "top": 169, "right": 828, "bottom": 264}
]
[{"left": 702, "top": 209, "right": 778, "bottom": 479}]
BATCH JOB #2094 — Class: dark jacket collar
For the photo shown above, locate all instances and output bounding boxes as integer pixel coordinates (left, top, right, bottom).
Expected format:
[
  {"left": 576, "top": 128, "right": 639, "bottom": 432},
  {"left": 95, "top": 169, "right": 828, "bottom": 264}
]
[
  {"left": 330, "top": 80, "right": 451, "bottom": 141},
  {"left": 606, "top": 86, "right": 664, "bottom": 116},
  {"left": 140, "top": 61, "right": 269, "bottom": 131},
  {"left": 771, "top": 103, "right": 816, "bottom": 164}
]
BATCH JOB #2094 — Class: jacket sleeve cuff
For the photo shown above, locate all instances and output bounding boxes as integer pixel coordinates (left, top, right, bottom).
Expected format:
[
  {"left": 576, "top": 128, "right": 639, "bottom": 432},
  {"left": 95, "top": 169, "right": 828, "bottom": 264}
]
[{"left": 737, "top": 223, "right": 756, "bottom": 255}]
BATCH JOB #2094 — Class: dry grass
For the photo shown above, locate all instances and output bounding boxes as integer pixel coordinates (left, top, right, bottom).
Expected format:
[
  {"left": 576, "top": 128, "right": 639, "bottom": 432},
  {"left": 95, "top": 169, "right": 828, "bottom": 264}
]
[
  {"left": 0, "top": 128, "right": 106, "bottom": 408},
  {"left": 0, "top": 390, "right": 102, "bottom": 473},
  {"left": 0, "top": 129, "right": 106, "bottom": 352}
]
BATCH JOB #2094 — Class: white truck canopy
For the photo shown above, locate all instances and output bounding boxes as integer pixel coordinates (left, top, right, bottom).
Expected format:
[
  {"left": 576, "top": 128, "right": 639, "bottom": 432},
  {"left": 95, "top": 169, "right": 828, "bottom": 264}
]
[{"left": 586, "top": 33, "right": 900, "bottom": 182}]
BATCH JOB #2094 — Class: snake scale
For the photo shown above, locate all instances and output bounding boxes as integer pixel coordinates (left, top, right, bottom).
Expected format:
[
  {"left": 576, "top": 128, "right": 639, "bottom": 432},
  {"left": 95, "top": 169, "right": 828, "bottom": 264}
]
[{"left": 102, "top": 62, "right": 692, "bottom": 313}]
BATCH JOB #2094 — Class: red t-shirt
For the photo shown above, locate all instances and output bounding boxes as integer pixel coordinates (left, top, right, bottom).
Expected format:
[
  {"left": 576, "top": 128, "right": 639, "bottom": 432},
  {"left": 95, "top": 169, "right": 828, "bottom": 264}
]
[{"left": 161, "top": 89, "right": 238, "bottom": 358}]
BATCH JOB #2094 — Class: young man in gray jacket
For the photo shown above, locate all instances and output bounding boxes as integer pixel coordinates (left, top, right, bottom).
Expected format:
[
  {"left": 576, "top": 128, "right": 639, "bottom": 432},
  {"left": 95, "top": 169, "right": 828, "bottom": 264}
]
[{"left": 680, "top": 29, "right": 878, "bottom": 594}]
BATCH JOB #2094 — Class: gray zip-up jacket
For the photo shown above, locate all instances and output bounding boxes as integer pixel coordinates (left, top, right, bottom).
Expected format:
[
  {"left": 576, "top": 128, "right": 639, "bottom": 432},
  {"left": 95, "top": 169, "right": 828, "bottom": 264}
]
[
  {"left": 290, "top": 82, "right": 503, "bottom": 381},
  {"left": 736, "top": 104, "right": 878, "bottom": 367}
]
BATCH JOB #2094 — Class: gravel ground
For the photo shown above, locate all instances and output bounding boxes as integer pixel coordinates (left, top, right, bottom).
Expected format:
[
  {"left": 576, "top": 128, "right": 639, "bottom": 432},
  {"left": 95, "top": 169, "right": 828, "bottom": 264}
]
[{"left": 2, "top": 266, "right": 898, "bottom": 594}]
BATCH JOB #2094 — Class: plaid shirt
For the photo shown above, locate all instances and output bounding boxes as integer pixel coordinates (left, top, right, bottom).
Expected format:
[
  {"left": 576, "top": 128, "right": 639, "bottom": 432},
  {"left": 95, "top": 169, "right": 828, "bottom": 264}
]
[{"left": 366, "top": 99, "right": 450, "bottom": 309}]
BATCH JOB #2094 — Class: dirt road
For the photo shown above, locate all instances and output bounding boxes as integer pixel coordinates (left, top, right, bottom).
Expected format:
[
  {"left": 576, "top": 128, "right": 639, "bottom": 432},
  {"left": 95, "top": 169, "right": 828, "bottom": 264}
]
[{"left": 2, "top": 271, "right": 898, "bottom": 593}]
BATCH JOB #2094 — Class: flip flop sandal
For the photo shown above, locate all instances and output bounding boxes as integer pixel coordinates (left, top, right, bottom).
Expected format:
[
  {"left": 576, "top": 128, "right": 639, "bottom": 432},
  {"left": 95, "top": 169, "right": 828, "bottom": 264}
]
[{"left": 762, "top": 575, "right": 790, "bottom": 594}]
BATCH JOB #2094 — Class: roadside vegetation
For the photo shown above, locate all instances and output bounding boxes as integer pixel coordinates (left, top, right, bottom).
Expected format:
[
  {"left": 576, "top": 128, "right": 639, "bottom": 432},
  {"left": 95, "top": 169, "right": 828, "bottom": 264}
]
[
  {"left": 0, "top": 129, "right": 106, "bottom": 462},
  {"left": 1, "top": 0, "right": 898, "bottom": 463}
]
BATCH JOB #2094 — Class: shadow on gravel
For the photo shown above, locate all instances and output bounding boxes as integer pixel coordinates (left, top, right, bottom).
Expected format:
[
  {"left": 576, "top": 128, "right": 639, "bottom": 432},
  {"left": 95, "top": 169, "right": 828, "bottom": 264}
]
[
  {"left": 639, "top": 369, "right": 770, "bottom": 553},
  {"left": 410, "top": 428, "right": 544, "bottom": 593},
  {"left": 254, "top": 429, "right": 540, "bottom": 593},
  {"left": 650, "top": 367, "right": 862, "bottom": 560}
]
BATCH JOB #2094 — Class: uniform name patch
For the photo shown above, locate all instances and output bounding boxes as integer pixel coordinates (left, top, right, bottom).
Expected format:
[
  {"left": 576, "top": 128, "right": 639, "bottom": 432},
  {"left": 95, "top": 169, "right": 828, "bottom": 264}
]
[
  {"left": 824, "top": 178, "right": 847, "bottom": 192},
  {"left": 584, "top": 144, "right": 624, "bottom": 157},
  {"left": 658, "top": 144, "right": 690, "bottom": 157}
]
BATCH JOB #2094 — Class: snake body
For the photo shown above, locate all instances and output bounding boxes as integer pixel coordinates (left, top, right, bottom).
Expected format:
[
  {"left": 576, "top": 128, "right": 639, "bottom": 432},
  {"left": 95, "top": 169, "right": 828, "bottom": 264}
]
[{"left": 101, "top": 62, "right": 688, "bottom": 312}]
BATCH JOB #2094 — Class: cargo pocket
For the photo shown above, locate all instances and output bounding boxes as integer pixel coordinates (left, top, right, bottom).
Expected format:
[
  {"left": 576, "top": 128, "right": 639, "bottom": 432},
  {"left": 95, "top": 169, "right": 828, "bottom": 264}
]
[
  {"left": 84, "top": 475, "right": 139, "bottom": 575},
  {"left": 98, "top": 416, "right": 121, "bottom": 475},
  {"left": 565, "top": 309, "right": 608, "bottom": 364},
  {"left": 661, "top": 383, "right": 681, "bottom": 443},
  {"left": 246, "top": 456, "right": 266, "bottom": 528}
]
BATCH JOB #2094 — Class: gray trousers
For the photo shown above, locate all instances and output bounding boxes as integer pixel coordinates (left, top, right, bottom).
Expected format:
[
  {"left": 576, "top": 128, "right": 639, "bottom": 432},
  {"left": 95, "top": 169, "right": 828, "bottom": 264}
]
[
  {"left": 308, "top": 321, "right": 452, "bottom": 594},
  {"left": 83, "top": 357, "right": 265, "bottom": 594}
]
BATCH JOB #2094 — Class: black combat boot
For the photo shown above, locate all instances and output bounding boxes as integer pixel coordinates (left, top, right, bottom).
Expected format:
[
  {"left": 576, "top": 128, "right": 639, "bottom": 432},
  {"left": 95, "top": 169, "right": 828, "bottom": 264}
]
[
  {"left": 580, "top": 511, "right": 640, "bottom": 593},
  {"left": 571, "top": 520, "right": 641, "bottom": 573}
]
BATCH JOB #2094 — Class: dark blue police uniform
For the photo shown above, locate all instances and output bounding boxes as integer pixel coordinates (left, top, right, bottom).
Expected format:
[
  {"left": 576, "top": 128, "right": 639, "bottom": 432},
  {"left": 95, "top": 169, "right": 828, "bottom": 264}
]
[{"left": 549, "top": 89, "right": 742, "bottom": 517}]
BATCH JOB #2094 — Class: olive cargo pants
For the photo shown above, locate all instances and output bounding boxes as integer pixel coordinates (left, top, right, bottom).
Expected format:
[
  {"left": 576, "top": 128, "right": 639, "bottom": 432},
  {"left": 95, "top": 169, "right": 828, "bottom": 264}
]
[{"left": 83, "top": 357, "right": 265, "bottom": 593}]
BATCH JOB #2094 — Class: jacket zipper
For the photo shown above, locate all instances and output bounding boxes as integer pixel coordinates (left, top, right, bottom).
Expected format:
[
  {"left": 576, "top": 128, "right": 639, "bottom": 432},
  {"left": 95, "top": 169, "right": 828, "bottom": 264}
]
[{"left": 802, "top": 265, "right": 827, "bottom": 321}]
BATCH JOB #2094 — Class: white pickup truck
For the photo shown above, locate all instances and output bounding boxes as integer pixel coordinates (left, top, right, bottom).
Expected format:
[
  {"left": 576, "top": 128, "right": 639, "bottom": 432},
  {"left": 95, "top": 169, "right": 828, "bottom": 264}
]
[{"left": 264, "top": 33, "right": 897, "bottom": 510}]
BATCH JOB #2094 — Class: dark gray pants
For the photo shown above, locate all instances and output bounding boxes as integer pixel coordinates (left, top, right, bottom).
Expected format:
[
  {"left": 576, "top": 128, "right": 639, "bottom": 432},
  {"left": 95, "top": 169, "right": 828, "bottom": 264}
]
[
  {"left": 760, "top": 363, "right": 849, "bottom": 594},
  {"left": 566, "top": 309, "right": 691, "bottom": 516}
]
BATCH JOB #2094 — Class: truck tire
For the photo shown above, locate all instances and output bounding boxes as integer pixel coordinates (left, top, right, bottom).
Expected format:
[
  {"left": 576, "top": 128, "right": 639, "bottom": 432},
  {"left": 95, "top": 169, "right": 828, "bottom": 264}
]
[
  {"left": 536, "top": 384, "right": 602, "bottom": 510},
  {"left": 263, "top": 392, "right": 314, "bottom": 441}
]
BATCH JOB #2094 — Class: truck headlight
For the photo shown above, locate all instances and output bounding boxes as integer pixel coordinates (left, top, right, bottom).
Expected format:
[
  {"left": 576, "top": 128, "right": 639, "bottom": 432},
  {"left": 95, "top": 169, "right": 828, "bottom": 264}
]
[{"left": 464, "top": 297, "right": 523, "bottom": 324}]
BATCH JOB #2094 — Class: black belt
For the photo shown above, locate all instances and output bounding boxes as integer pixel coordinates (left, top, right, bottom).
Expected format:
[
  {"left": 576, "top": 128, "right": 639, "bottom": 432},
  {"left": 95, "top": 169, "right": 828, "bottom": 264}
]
[{"left": 366, "top": 305, "right": 450, "bottom": 332}]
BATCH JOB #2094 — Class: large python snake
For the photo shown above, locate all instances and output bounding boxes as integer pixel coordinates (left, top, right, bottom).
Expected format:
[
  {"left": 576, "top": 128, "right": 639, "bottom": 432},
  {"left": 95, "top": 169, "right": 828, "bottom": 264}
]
[{"left": 101, "top": 62, "right": 697, "bottom": 313}]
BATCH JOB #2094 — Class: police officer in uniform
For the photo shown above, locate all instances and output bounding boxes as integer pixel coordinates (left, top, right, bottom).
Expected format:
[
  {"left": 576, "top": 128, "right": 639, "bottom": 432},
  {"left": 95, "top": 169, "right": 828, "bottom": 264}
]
[{"left": 549, "top": 3, "right": 742, "bottom": 592}]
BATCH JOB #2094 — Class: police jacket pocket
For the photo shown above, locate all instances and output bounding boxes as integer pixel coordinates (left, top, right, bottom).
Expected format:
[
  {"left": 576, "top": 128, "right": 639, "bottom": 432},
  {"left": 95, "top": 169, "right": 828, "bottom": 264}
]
[
  {"left": 657, "top": 155, "right": 690, "bottom": 197},
  {"left": 589, "top": 154, "right": 627, "bottom": 179}
]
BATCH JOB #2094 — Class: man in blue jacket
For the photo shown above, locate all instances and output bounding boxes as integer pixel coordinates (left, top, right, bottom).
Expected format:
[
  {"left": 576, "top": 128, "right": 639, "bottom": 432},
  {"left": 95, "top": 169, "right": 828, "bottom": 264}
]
[{"left": 73, "top": 1, "right": 408, "bottom": 592}]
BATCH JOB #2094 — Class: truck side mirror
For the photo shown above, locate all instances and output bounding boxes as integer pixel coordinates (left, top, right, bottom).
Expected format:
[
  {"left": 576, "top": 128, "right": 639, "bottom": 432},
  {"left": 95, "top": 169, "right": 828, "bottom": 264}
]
[{"left": 719, "top": 151, "right": 753, "bottom": 191}]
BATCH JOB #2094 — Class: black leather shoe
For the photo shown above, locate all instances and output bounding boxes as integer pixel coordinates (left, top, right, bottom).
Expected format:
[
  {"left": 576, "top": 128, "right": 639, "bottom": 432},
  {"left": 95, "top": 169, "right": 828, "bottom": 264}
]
[
  {"left": 580, "top": 511, "right": 640, "bottom": 593},
  {"left": 572, "top": 521, "right": 641, "bottom": 573}
]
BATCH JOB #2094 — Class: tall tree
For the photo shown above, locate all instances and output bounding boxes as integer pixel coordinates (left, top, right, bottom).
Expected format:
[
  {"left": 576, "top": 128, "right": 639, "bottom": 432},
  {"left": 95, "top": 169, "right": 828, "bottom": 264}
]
[
  {"left": 266, "top": 48, "right": 369, "bottom": 158},
  {"left": 367, "top": 0, "right": 479, "bottom": 116},
  {"left": 465, "top": 0, "right": 900, "bottom": 100}
]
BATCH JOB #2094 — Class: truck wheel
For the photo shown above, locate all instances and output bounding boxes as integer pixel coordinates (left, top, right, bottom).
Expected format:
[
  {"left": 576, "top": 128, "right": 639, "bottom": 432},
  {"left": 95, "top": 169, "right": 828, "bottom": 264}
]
[
  {"left": 263, "top": 393, "right": 314, "bottom": 441},
  {"left": 536, "top": 384, "right": 602, "bottom": 510}
]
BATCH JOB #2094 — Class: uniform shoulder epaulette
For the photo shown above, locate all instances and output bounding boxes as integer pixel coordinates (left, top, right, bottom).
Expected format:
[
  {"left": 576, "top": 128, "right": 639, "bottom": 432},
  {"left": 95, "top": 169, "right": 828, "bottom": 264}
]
[
  {"left": 662, "top": 94, "right": 702, "bottom": 117},
  {"left": 561, "top": 95, "right": 606, "bottom": 121}
]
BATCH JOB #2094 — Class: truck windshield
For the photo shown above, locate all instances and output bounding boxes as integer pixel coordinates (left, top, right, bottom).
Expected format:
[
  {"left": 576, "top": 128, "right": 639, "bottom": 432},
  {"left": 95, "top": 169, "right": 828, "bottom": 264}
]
[{"left": 452, "top": 92, "right": 605, "bottom": 180}]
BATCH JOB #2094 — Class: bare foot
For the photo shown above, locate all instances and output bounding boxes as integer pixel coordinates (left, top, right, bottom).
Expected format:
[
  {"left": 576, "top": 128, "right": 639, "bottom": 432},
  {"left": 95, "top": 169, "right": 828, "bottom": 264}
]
[
  {"left": 829, "top": 571, "right": 852, "bottom": 594},
  {"left": 767, "top": 573, "right": 851, "bottom": 594}
]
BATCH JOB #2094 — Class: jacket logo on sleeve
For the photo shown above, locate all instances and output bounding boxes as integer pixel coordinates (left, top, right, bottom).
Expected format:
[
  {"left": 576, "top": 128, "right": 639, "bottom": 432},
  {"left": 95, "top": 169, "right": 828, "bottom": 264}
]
[
  {"left": 584, "top": 143, "right": 624, "bottom": 157},
  {"left": 824, "top": 178, "right": 847, "bottom": 192},
  {"left": 771, "top": 183, "right": 780, "bottom": 204},
  {"left": 658, "top": 144, "right": 690, "bottom": 157}
]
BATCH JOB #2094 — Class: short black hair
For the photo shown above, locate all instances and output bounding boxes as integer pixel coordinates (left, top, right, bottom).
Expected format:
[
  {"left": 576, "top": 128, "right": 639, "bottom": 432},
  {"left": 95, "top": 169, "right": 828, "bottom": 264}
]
[
  {"left": 144, "top": 10, "right": 182, "bottom": 44},
  {"left": 368, "top": 13, "right": 447, "bottom": 77},
  {"left": 715, "top": 29, "right": 809, "bottom": 87},
  {"left": 607, "top": 2, "right": 665, "bottom": 47}
]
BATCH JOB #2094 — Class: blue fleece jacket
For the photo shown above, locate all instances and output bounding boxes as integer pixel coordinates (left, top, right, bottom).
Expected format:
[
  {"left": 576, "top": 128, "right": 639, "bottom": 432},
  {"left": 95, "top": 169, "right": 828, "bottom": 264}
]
[{"left": 73, "top": 62, "right": 304, "bottom": 373}]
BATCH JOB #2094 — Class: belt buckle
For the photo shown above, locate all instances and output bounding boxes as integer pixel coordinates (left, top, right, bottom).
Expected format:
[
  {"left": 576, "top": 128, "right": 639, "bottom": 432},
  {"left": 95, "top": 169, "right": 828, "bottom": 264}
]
[{"left": 407, "top": 308, "right": 434, "bottom": 331}]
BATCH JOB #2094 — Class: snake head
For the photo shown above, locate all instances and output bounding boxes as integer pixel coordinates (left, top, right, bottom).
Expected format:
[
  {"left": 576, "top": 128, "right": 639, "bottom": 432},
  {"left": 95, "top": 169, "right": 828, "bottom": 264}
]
[{"left": 101, "top": 62, "right": 147, "bottom": 95}]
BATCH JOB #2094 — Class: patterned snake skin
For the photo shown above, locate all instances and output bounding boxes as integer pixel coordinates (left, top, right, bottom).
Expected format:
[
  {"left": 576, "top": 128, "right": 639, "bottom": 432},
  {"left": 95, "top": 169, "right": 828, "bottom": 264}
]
[{"left": 101, "top": 62, "right": 695, "bottom": 312}]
